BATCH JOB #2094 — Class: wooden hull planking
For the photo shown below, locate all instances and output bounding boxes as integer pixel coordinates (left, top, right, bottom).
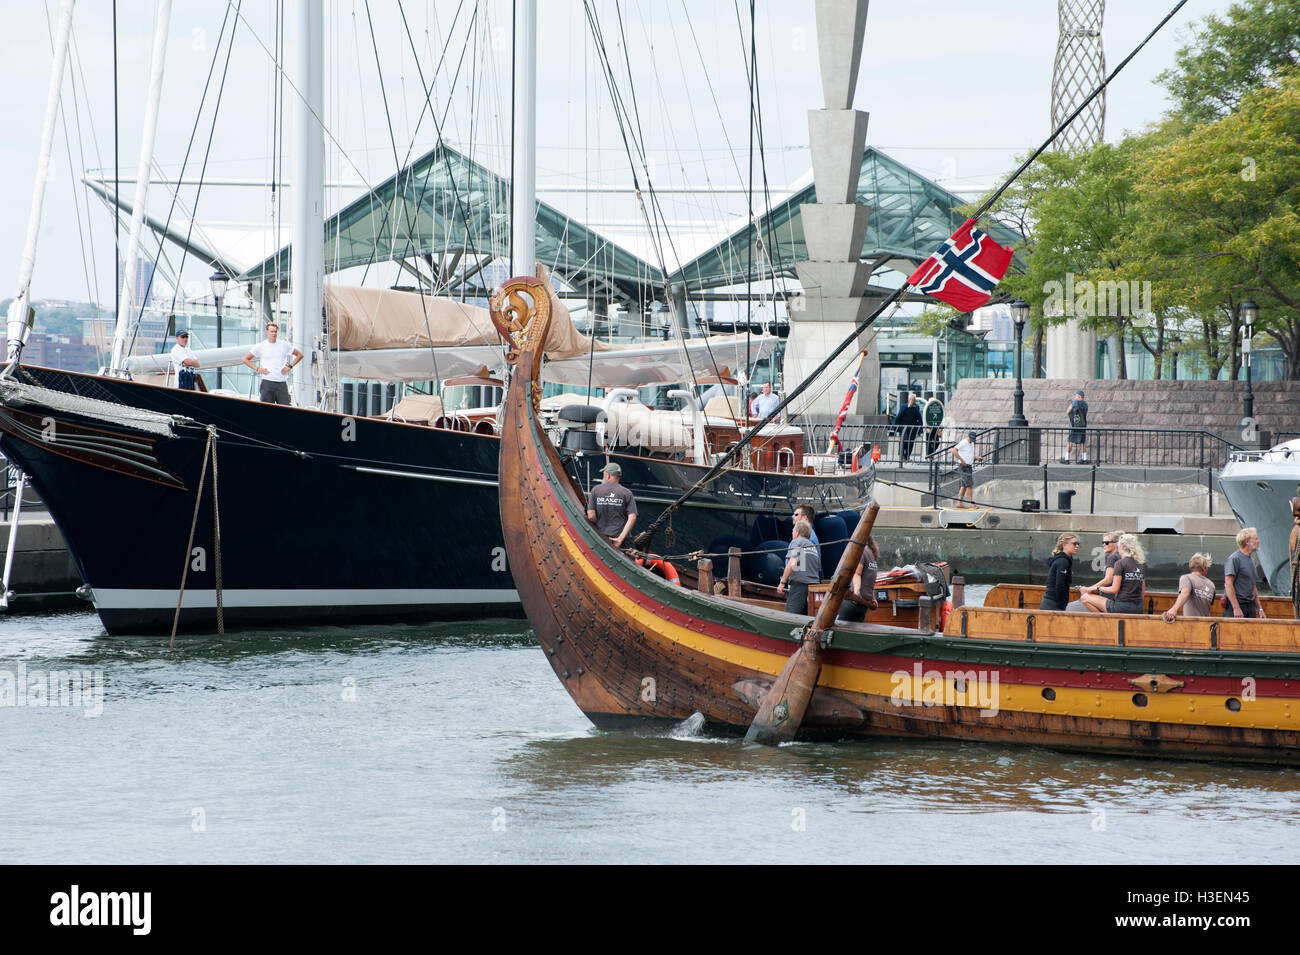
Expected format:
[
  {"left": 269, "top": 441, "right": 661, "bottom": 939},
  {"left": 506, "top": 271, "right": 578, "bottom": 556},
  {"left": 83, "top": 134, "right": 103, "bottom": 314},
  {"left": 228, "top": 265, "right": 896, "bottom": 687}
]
[{"left": 494, "top": 278, "right": 1300, "bottom": 763}]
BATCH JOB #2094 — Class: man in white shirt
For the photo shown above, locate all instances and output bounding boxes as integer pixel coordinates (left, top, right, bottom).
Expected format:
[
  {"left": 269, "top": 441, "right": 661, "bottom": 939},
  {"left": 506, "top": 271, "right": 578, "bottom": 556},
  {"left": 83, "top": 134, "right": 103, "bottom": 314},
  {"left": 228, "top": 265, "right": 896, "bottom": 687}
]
[
  {"left": 750, "top": 381, "right": 780, "bottom": 418},
  {"left": 953, "top": 430, "right": 982, "bottom": 507},
  {"left": 170, "top": 330, "right": 200, "bottom": 390},
  {"left": 242, "top": 321, "right": 303, "bottom": 405}
]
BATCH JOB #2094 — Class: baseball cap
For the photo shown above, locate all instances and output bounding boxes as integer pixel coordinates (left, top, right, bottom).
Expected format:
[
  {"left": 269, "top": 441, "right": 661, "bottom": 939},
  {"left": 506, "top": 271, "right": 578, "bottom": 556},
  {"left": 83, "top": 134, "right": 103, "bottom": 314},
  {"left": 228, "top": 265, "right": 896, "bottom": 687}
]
[{"left": 601, "top": 462, "right": 622, "bottom": 476}]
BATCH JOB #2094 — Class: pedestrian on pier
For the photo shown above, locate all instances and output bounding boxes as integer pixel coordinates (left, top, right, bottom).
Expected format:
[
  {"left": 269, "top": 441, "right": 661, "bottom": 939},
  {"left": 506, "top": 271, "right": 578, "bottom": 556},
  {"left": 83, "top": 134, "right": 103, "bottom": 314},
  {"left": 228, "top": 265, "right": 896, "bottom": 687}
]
[
  {"left": 953, "top": 431, "right": 982, "bottom": 507},
  {"left": 1061, "top": 390, "right": 1089, "bottom": 464},
  {"left": 894, "top": 393, "right": 923, "bottom": 463}
]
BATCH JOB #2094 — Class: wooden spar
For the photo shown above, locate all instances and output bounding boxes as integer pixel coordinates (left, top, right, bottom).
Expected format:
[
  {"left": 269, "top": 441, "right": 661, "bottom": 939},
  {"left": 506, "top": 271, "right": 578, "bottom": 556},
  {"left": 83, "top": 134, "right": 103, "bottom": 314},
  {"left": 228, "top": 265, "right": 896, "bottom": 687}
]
[{"left": 744, "top": 502, "right": 880, "bottom": 745}]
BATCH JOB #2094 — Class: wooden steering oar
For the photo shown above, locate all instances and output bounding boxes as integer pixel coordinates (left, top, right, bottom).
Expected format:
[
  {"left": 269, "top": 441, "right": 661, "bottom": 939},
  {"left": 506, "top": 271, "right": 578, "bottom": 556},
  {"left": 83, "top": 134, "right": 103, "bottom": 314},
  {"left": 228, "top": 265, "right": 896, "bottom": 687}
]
[{"left": 744, "top": 502, "right": 879, "bottom": 745}]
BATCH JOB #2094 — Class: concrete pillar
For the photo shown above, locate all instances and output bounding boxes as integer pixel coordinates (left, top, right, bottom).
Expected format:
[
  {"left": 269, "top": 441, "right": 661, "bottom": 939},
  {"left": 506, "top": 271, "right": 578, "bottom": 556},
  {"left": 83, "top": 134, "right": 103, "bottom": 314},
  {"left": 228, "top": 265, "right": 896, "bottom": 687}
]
[
  {"left": 781, "top": 0, "right": 877, "bottom": 417},
  {"left": 1045, "top": 321, "right": 1096, "bottom": 379}
]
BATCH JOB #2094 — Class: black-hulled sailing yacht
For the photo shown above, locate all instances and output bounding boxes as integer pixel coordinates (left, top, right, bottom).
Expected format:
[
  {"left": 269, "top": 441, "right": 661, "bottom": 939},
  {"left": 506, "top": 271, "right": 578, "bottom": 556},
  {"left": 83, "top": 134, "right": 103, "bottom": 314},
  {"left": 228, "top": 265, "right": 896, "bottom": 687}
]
[{"left": 0, "top": 1, "right": 871, "bottom": 635}]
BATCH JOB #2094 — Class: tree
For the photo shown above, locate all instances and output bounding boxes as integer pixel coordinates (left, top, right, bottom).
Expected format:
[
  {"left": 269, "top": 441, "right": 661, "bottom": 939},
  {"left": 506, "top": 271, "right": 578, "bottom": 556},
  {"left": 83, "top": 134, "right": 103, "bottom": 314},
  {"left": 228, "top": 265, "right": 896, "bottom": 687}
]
[
  {"left": 1157, "top": 0, "right": 1300, "bottom": 124},
  {"left": 1124, "top": 70, "right": 1300, "bottom": 377}
]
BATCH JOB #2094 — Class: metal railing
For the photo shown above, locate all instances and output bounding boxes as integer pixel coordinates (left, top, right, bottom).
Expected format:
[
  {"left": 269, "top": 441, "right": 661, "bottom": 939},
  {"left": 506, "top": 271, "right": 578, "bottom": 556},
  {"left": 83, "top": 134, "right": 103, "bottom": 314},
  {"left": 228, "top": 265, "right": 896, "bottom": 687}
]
[{"left": 804, "top": 423, "right": 1247, "bottom": 471}]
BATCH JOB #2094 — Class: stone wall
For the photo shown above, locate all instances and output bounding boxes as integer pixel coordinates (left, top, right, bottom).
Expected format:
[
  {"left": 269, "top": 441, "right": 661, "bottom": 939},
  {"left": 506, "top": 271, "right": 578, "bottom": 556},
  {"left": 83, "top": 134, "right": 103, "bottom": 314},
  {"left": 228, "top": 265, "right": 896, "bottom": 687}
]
[{"left": 947, "top": 378, "right": 1300, "bottom": 444}]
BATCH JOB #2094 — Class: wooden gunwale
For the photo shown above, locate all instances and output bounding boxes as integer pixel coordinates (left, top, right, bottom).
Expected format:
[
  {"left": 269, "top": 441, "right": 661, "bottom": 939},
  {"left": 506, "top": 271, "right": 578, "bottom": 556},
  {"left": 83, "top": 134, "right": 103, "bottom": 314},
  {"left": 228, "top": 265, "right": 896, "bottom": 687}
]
[{"left": 496, "top": 278, "right": 1300, "bottom": 757}]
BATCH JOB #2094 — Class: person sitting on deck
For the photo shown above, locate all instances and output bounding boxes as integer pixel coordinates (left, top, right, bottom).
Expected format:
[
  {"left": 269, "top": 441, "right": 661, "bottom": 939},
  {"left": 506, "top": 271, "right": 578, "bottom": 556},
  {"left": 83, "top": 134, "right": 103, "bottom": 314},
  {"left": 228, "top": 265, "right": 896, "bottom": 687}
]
[
  {"left": 1223, "top": 527, "right": 1266, "bottom": 620},
  {"left": 1162, "top": 553, "right": 1216, "bottom": 621},
  {"left": 776, "top": 520, "right": 821, "bottom": 615},
  {"left": 1040, "top": 533, "right": 1079, "bottom": 610},
  {"left": 837, "top": 534, "right": 880, "bottom": 623},
  {"left": 1080, "top": 533, "right": 1145, "bottom": 614},
  {"left": 1077, "top": 529, "right": 1124, "bottom": 612}
]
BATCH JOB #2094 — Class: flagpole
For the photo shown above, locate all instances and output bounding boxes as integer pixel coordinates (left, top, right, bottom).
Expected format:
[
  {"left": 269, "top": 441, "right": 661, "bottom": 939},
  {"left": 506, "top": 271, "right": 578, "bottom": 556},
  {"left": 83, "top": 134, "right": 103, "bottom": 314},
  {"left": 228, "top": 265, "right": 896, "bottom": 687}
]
[{"left": 633, "top": 0, "right": 1191, "bottom": 552}]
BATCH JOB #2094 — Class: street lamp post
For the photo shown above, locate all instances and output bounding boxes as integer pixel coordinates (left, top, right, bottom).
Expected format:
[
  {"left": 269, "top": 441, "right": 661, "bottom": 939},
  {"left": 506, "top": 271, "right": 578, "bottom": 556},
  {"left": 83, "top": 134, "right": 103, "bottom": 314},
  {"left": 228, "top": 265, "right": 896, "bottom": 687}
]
[
  {"left": 1169, "top": 332, "right": 1181, "bottom": 380},
  {"left": 210, "top": 271, "right": 229, "bottom": 390},
  {"left": 1008, "top": 298, "right": 1029, "bottom": 427},
  {"left": 1240, "top": 298, "right": 1257, "bottom": 423}
]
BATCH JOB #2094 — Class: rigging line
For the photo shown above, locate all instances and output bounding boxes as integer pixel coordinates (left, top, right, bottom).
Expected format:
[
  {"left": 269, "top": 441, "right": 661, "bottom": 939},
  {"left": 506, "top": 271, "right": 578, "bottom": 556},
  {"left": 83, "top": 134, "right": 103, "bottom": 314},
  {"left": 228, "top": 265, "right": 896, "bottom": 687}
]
[
  {"left": 113, "top": 0, "right": 120, "bottom": 334},
  {"left": 354, "top": 2, "right": 479, "bottom": 295},
  {"left": 125, "top": 1, "right": 240, "bottom": 361},
  {"left": 44, "top": 7, "right": 101, "bottom": 354},
  {"left": 271, "top": 0, "right": 285, "bottom": 314},
  {"left": 637, "top": 0, "right": 1192, "bottom": 550},
  {"left": 393, "top": 2, "right": 502, "bottom": 361},
  {"left": 585, "top": 1, "right": 730, "bottom": 392},
  {"left": 227, "top": 3, "right": 376, "bottom": 196}
]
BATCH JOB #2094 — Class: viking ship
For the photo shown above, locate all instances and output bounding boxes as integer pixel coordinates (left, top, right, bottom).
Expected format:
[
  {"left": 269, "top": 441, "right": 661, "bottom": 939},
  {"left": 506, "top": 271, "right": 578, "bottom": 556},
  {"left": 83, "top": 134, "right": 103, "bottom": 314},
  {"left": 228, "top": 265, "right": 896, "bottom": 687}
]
[{"left": 495, "top": 276, "right": 1300, "bottom": 764}]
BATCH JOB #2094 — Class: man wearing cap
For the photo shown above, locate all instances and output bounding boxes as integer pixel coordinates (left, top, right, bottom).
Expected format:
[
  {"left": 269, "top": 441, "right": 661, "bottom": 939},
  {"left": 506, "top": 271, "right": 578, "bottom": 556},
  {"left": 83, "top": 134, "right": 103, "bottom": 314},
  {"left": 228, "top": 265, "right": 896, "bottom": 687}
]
[
  {"left": 242, "top": 321, "right": 304, "bottom": 405},
  {"left": 952, "top": 430, "right": 982, "bottom": 507},
  {"left": 587, "top": 462, "right": 638, "bottom": 547},
  {"left": 1063, "top": 389, "right": 1089, "bottom": 464},
  {"left": 170, "top": 329, "right": 200, "bottom": 390}
]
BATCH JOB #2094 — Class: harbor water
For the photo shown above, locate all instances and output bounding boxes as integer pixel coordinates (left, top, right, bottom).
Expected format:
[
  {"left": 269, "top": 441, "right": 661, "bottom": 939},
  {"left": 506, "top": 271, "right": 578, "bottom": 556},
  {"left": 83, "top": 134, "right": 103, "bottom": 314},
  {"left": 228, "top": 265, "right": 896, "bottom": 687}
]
[{"left": 3, "top": 592, "right": 1299, "bottom": 864}]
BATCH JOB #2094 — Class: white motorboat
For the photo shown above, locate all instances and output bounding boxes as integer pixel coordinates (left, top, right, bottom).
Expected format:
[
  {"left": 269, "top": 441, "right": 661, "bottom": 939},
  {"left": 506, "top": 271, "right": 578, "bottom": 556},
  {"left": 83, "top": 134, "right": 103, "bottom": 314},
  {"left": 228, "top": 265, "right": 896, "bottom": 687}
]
[{"left": 1218, "top": 439, "right": 1300, "bottom": 596}]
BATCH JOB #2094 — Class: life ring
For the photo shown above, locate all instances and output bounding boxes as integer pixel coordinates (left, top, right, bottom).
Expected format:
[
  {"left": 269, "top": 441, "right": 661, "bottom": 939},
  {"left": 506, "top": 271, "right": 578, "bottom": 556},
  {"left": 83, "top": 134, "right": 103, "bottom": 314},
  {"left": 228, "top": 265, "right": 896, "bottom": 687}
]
[
  {"left": 940, "top": 599, "right": 953, "bottom": 631},
  {"left": 636, "top": 554, "right": 681, "bottom": 586}
]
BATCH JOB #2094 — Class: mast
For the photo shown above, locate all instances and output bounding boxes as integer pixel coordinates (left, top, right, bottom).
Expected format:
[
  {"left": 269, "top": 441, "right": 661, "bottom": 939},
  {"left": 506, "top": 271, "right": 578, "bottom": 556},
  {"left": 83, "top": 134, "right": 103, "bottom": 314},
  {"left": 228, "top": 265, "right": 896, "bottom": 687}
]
[
  {"left": 3, "top": 0, "right": 76, "bottom": 374},
  {"left": 291, "top": 0, "right": 325, "bottom": 408},
  {"left": 511, "top": 0, "right": 536, "bottom": 276},
  {"left": 107, "top": 0, "right": 174, "bottom": 376}
]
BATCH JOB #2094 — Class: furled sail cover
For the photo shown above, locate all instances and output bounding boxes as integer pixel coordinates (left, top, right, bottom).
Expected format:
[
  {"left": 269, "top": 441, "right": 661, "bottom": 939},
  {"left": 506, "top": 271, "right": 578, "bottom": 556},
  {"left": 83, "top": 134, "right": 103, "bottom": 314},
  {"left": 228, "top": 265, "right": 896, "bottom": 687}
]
[{"left": 324, "top": 265, "right": 609, "bottom": 358}]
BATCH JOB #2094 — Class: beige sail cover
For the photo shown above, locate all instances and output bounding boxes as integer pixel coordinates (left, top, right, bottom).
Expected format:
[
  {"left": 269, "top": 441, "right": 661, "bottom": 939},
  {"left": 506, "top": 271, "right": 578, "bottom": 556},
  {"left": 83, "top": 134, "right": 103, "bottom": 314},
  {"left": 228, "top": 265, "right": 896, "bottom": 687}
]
[{"left": 324, "top": 264, "right": 610, "bottom": 357}]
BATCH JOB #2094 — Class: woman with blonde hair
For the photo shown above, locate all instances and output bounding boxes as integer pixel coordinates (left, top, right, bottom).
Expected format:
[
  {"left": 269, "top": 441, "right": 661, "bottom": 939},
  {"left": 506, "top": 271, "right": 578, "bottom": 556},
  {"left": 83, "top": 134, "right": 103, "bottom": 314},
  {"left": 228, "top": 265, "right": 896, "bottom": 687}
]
[
  {"left": 1079, "top": 528, "right": 1125, "bottom": 611},
  {"left": 1040, "top": 533, "right": 1080, "bottom": 610},
  {"left": 1163, "top": 553, "right": 1216, "bottom": 620},
  {"left": 1081, "top": 533, "right": 1145, "bottom": 614}
]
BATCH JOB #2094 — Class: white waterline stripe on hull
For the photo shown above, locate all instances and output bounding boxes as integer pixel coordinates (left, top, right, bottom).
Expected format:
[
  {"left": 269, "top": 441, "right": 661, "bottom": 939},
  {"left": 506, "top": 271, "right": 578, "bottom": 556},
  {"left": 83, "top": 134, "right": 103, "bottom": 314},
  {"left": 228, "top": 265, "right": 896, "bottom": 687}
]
[
  {"left": 345, "top": 465, "right": 498, "bottom": 487},
  {"left": 92, "top": 588, "right": 521, "bottom": 610}
]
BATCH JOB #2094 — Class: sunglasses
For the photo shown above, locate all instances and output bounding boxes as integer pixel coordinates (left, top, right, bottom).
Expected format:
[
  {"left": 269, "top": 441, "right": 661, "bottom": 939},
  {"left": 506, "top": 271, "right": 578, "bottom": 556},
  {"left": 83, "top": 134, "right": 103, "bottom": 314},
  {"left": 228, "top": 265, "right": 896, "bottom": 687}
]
[{"left": 1102, "top": 539, "right": 1115, "bottom": 544}]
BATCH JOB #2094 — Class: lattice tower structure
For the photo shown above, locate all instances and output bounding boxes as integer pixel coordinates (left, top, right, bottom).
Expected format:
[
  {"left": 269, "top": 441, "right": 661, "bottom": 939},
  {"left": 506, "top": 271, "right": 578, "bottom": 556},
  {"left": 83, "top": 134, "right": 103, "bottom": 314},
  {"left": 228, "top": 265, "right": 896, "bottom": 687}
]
[{"left": 1051, "top": 0, "right": 1106, "bottom": 152}]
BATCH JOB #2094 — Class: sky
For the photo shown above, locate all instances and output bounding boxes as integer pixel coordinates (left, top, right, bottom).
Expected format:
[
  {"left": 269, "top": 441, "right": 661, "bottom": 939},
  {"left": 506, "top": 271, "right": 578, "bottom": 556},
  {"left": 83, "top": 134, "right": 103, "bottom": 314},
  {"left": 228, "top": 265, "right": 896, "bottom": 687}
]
[{"left": 0, "top": 0, "right": 1233, "bottom": 307}]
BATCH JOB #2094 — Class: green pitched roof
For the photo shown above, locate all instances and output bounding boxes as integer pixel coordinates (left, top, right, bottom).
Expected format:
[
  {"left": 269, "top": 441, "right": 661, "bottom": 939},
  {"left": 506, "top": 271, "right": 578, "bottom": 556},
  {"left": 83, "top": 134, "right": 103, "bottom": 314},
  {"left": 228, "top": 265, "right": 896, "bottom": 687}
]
[
  {"left": 240, "top": 142, "right": 660, "bottom": 305},
  {"left": 668, "top": 147, "right": 1026, "bottom": 291}
]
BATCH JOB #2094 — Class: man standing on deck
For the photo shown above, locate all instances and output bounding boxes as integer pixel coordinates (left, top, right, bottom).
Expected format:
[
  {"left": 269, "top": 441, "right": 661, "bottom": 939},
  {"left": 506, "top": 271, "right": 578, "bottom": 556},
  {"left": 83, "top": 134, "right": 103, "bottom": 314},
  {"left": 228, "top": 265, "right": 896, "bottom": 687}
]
[
  {"left": 170, "top": 329, "right": 200, "bottom": 390},
  {"left": 776, "top": 519, "right": 822, "bottom": 615},
  {"left": 750, "top": 381, "right": 780, "bottom": 418},
  {"left": 1224, "top": 527, "right": 1266, "bottom": 619},
  {"left": 242, "top": 321, "right": 304, "bottom": 405},
  {"left": 587, "top": 462, "right": 637, "bottom": 547}
]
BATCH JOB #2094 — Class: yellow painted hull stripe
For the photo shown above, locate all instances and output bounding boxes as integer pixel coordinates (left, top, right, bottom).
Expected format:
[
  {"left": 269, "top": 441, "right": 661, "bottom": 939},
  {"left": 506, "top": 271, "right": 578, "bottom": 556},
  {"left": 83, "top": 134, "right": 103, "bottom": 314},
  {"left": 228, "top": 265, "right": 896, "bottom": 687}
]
[{"left": 555, "top": 504, "right": 1295, "bottom": 731}]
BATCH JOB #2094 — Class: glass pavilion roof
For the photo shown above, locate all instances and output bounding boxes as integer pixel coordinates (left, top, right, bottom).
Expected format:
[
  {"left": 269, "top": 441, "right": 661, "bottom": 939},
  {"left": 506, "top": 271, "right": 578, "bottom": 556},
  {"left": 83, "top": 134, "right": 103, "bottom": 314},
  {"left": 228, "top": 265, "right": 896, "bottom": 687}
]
[{"left": 240, "top": 143, "right": 1025, "bottom": 303}]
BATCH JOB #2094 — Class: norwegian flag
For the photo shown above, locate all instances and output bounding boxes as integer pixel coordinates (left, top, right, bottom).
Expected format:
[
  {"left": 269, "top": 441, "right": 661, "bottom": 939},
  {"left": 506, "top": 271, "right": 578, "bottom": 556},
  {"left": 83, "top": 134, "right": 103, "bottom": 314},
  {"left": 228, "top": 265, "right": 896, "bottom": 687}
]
[
  {"left": 907, "top": 218, "right": 1015, "bottom": 313},
  {"left": 827, "top": 350, "right": 866, "bottom": 453}
]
